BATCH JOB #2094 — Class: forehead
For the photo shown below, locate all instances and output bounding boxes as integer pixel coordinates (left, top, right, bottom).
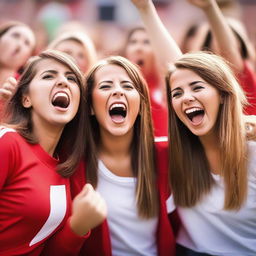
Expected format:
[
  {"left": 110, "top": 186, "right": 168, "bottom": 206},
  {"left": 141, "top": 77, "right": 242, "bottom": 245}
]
[
  {"left": 170, "top": 68, "right": 202, "bottom": 88},
  {"left": 94, "top": 64, "right": 131, "bottom": 81},
  {"left": 34, "top": 58, "right": 72, "bottom": 75},
  {"left": 129, "top": 29, "right": 148, "bottom": 40},
  {"left": 6, "top": 25, "right": 35, "bottom": 42}
]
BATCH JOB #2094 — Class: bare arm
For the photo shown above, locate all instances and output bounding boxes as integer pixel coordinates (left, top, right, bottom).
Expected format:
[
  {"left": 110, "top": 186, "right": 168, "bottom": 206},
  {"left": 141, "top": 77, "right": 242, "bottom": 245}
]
[
  {"left": 131, "top": 0, "right": 182, "bottom": 70},
  {"left": 187, "top": 0, "right": 243, "bottom": 71}
]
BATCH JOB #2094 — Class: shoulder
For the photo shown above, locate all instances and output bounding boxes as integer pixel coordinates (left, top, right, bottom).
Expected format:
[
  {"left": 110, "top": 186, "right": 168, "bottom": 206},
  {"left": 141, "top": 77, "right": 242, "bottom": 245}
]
[{"left": 0, "top": 126, "right": 18, "bottom": 144}]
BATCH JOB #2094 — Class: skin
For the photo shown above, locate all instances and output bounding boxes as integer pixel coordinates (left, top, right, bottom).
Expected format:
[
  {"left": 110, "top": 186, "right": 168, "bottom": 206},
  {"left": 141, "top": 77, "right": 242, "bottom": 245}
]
[
  {"left": 125, "top": 29, "right": 156, "bottom": 77},
  {"left": 92, "top": 64, "right": 140, "bottom": 138},
  {"left": 54, "top": 39, "right": 88, "bottom": 73},
  {"left": 20, "top": 57, "right": 107, "bottom": 237},
  {"left": 0, "top": 25, "right": 35, "bottom": 70},
  {"left": 91, "top": 64, "right": 141, "bottom": 177},
  {"left": 170, "top": 68, "right": 222, "bottom": 139},
  {"left": 22, "top": 59, "right": 80, "bottom": 155}
]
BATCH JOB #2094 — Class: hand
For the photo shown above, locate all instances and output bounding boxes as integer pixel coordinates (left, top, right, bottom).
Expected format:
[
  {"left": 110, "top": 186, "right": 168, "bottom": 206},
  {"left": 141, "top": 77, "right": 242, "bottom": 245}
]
[
  {"left": 70, "top": 184, "right": 107, "bottom": 236},
  {"left": 0, "top": 77, "right": 17, "bottom": 101},
  {"left": 187, "top": 0, "right": 214, "bottom": 9},
  {"left": 130, "top": 0, "right": 151, "bottom": 10}
]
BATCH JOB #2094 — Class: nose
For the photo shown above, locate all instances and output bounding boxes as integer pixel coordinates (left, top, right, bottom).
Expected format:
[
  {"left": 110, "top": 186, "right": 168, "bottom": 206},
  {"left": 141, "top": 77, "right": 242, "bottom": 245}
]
[
  {"left": 56, "top": 76, "right": 68, "bottom": 88},
  {"left": 183, "top": 92, "right": 195, "bottom": 104},
  {"left": 112, "top": 85, "right": 124, "bottom": 97}
]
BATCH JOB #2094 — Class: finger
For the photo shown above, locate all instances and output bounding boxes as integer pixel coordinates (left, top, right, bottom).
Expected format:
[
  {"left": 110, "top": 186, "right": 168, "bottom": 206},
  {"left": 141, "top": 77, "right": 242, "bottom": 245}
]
[{"left": 6, "top": 77, "right": 18, "bottom": 86}]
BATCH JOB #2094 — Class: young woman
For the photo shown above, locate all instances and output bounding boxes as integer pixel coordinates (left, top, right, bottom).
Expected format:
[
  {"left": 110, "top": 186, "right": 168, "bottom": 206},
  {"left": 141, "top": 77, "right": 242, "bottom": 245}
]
[
  {"left": 131, "top": 0, "right": 256, "bottom": 115},
  {"left": 185, "top": 0, "right": 256, "bottom": 115},
  {"left": 70, "top": 56, "right": 176, "bottom": 256},
  {"left": 123, "top": 27, "right": 168, "bottom": 139},
  {"left": 0, "top": 21, "right": 36, "bottom": 119},
  {"left": 47, "top": 30, "right": 97, "bottom": 73},
  {"left": 166, "top": 51, "right": 256, "bottom": 256},
  {"left": 0, "top": 49, "right": 106, "bottom": 255}
]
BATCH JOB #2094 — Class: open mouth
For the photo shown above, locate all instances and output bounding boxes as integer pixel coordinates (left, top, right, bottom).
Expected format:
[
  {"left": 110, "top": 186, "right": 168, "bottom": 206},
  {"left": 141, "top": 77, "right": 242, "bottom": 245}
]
[
  {"left": 185, "top": 107, "right": 204, "bottom": 124},
  {"left": 109, "top": 103, "right": 127, "bottom": 123},
  {"left": 51, "top": 92, "right": 70, "bottom": 109}
]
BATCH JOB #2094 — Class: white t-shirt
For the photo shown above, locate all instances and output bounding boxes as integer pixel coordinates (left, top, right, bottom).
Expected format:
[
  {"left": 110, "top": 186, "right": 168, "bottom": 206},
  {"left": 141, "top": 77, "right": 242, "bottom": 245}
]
[
  {"left": 96, "top": 160, "right": 158, "bottom": 256},
  {"left": 176, "top": 141, "right": 256, "bottom": 256}
]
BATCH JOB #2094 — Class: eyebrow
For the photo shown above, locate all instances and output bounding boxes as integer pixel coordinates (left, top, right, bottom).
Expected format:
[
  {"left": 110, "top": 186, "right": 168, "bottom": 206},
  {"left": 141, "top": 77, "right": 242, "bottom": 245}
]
[
  {"left": 40, "top": 70, "right": 75, "bottom": 76},
  {"left": 171, "top": 80, "right": 205, "bottom": 93}
]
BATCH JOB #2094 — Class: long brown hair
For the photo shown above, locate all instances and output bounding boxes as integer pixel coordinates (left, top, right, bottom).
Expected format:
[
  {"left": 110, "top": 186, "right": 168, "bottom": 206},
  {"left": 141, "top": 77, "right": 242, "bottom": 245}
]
[
  {"left": 166, "top": 51, "right": 248, "bottom": 210},
  {"left": 85, "top": 56, "right": 158, "bottom": 218},
  {"left": 5, "top": 49, "right": 86, "bottom": 177}
]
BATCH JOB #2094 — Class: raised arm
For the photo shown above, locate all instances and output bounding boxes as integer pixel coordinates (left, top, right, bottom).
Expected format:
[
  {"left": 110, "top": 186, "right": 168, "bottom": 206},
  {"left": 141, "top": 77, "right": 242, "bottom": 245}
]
[
  {"left": 187, "top": 0, "right": 244, "bottom": 71},
  {"left": 131, "top": 0, "right": 182, "bottom": 70}
]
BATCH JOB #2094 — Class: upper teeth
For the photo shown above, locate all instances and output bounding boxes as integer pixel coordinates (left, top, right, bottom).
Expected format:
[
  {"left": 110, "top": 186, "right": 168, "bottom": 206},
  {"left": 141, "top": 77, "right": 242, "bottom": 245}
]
[
  {"left": 185, "top": 107, "right": 202, "bottom": 114},
  {"left": 53, "top": 92, "right": 69, "bottom": 101},
  {"left": 110, "top": 103, "right": 126, "bottom": 110}
]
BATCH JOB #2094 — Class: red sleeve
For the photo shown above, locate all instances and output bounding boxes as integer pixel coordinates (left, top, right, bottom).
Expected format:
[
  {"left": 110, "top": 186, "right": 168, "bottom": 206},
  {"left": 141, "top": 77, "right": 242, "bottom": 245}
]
[
  {"left": 0, "top": 128, "right": 17, "bottom": 189},
  {"left": 41, "top": 218, "right": 90, "bottom": 256},
  {"left": 237, "top": 61, "right": 256, "bottom": 115}
]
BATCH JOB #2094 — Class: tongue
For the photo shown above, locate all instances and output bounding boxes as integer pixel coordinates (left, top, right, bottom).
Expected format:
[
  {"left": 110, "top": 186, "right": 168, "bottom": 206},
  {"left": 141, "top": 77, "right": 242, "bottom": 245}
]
[
  {"left": 192, "top": 113, "right": 204, "bottom": 124},
  {"left": 111, "top": 114, "right": 125, "bottom": 123}
]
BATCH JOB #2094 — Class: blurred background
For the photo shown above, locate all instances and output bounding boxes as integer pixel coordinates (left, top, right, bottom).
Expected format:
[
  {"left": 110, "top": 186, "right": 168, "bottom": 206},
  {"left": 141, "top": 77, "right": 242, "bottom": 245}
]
[{"left": 0, "top": 0, "right": 255, "bottom": 57}]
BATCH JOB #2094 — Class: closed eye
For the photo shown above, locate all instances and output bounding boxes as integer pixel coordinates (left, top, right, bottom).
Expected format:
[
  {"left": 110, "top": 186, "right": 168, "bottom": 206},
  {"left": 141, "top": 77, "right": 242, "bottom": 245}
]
[
  {"left": 67, "top": 75, "right": 77, "bottom": 83},
  {"left": 42, "top": 74, "right": 54, "bottom": 79},
  {"left": 172, "top": 91, "right": 182, "bottom": 98},
  {"left": 99, "top": 84, "right": 111, "bottom": 89},
  {"left": 123, "top": 84, "right": 134, "bottom": 89},
  {"left": 193, "top": 86, "right": 204, "bottom": 91}
]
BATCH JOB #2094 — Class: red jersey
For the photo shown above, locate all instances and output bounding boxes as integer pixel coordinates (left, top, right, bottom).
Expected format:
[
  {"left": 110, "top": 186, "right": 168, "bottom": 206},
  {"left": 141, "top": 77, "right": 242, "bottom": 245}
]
[
  {"left": 0, "top": 127, "right": 84, "bottom": 255},
  {"left": 237, "top": 61, "right": 256, "bottom": 115}
]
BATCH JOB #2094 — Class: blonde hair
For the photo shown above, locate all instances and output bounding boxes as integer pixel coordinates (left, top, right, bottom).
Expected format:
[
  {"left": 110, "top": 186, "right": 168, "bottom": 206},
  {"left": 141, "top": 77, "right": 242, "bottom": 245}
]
[
  {"left": 166, "top": 51, "right": 248, "bottom": 210},
  {"left": 85, "top": 56, "right": 158, "bottom": 218}
]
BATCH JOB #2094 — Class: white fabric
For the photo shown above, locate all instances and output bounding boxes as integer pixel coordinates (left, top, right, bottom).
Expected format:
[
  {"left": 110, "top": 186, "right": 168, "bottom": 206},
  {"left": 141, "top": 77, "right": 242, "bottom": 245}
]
[
  {"left": 177, "top": 141, "right": 256, "bottom": 256},
  {"left": 97, "top": 160, "right": 158, "bottom": 256}
]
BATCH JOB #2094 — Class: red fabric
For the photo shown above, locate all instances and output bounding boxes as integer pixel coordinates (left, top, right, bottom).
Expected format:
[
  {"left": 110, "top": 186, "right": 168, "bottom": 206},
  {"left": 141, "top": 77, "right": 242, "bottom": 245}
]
[
  {"left": 70, "top": 142, "right": 176, "bottom": 256},
  {"left": 237, "top": 61, "right": 256, "bottom": 115},
  {"left": 0, "top": 127, "right": 85, "bottom": 255},
  {"left": 146, "top": 74, "right": 168, "bottom": 138}
]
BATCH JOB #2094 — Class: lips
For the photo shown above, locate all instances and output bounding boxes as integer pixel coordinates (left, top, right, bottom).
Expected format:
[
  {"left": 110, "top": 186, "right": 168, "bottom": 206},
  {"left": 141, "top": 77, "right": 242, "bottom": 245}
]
[
  {"left": 51, "top": 91, "right": 70, "bottom": 109},
  {"left": 109, "top": 102, "right": 127, "bottom": 123}
]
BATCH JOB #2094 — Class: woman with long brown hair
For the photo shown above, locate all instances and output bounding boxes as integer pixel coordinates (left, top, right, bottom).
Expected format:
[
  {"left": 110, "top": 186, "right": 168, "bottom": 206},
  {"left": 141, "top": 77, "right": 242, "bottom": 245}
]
[
  {"left": 0, "top": 50, "right": 106, "bottom": 255},
  {"left": 71, "top": 55, "right": 176, "bottom": 256}
]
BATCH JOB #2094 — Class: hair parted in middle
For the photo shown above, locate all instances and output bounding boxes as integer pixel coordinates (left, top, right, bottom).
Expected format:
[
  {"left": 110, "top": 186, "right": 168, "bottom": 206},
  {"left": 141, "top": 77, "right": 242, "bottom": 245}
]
[
  {"left": 166, "top": 51, "right": 248, "bottom": 210},
  {"left": 84, "top": 55, "right": 158, "bottom": 218}
]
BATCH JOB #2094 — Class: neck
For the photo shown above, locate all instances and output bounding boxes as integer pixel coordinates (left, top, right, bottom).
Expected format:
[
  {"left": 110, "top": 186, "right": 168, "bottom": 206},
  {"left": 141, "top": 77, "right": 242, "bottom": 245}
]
[
  {"left": 32, "top": 116, "right": 64, "bottom": 156},
  {"left": 98, "top": 129, "right": 134, "bottom": 177},
  {"left": 0, "top": 68, "right": 16, "bottom": 87},
  {"left": 99, "top": 129, "right": 133, "bottom": 157}
]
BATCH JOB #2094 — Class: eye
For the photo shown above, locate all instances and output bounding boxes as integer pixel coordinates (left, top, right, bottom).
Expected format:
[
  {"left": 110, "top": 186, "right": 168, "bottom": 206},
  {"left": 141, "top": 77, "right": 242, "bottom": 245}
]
[
  {"left": 172, "top": 91, "right": 182, "bottom": 98},
  {"left": 12, "top": 32, "right": 20, "bottom": 39},
  {"left": 143, "top": 39, "right": 150, "bottom": 45},
  {"left": 67, "top": 75, "right": 77, "bottom": 83},
  {"left": 193, "top": 85, "right": 204, "bottom": 91},
  {"left": 123, "top": 83, "right": 134, "bottom": 89},
  {"left": 99, "top": 84, "right": 111, "bottom": 89},
  {"left": 42, "top": 74, "right": 53, "bottom": 79}
]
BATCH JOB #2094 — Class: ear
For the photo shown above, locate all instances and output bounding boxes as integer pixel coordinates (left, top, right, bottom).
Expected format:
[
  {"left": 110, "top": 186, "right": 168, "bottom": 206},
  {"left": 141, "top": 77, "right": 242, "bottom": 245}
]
[{"left": 22, "top": 95, "right": 32, "bottom": 108}]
